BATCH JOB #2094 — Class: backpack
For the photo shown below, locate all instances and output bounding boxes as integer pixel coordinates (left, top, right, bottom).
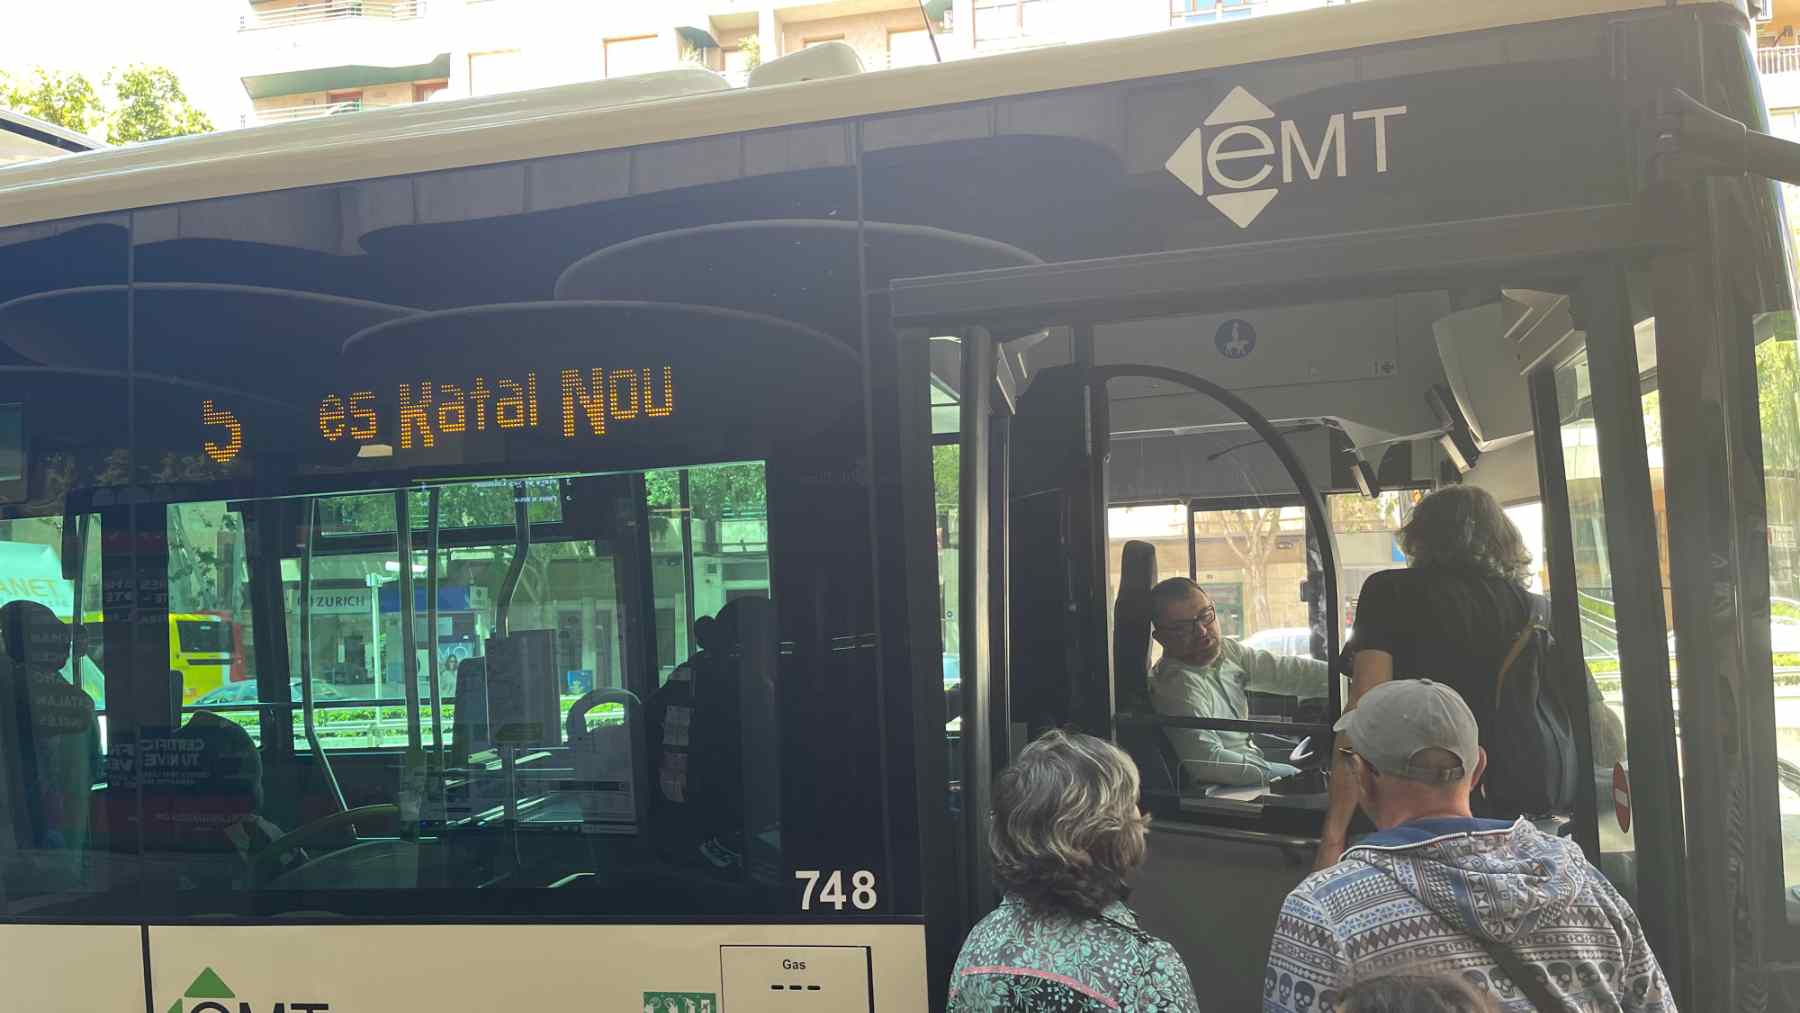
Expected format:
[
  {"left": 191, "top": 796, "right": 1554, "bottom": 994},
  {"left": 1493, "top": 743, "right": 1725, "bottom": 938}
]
[{"left": 1478, "top": 617, "right": 1580, "bottom": 817}]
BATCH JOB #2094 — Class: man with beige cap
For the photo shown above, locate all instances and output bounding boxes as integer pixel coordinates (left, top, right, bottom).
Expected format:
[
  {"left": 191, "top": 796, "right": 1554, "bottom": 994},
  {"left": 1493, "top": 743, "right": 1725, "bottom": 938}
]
[{"left": 1262, "top": 679, "right": 1675, "bottom": 1013}]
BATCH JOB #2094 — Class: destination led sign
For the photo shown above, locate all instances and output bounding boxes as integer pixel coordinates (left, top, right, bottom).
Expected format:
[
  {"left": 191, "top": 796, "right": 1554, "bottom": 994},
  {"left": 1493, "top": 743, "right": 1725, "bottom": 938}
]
[{"left": 198, "top": 365, "right": 676, "bottom": 465}]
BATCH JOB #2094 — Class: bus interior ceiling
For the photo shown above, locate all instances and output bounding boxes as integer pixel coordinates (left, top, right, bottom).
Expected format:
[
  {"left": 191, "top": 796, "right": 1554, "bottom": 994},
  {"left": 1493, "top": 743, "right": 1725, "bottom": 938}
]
[{"left": 993, "top": 284, "right": 1588, "bottom": 510}]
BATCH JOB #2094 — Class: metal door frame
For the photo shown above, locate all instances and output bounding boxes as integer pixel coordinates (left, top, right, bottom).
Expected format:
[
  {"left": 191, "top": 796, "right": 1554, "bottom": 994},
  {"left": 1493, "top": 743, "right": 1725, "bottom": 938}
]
[{"left": 890, "top": 200, "right": 1711, "bottom": 1004}]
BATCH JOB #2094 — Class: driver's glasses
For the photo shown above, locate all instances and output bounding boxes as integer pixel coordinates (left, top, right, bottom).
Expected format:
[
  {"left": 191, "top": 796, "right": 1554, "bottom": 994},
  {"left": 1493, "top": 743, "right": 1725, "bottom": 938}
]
[{"left": 1155, "top": 607, "right": 1217, "bottom": 638}]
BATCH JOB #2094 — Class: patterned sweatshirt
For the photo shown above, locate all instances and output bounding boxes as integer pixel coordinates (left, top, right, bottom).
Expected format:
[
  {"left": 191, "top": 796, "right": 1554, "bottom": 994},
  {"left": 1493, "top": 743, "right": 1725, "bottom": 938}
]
[
  {"left": 948, "top": 895, "right": 1201, "bottom": 1011},
  {"left": 1264, "top": 817, "right": 1676, "bottom": 1013}
]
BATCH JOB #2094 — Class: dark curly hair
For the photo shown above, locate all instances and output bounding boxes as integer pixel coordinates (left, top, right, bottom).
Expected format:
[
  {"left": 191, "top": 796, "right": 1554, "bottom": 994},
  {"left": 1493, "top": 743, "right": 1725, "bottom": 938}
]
[
  {"left": 1398, "top": 485, "right": 1533, "bottom": 585},
  {"left": 989, "top": 729, "right": 1149, "bottom": 917}
]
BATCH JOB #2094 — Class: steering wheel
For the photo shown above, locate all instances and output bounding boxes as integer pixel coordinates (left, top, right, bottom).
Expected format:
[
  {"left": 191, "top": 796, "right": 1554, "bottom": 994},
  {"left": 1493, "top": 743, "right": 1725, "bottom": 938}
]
[{"left": 250, "top": 803, "right": 399, "bottom": 887}]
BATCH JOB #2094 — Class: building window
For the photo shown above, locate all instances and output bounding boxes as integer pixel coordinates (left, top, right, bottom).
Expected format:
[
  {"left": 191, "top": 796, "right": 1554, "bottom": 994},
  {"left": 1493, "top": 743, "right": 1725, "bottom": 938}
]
[
  {"left": 468, "top": 49, "right": 530, "bottom": 96},
  {"left": 604, "top": 34, "right": 666, "bottom": 79},
  {"left": 722, "top": 43, "right": 755, "bottom": 82},
  {"left": 412, "top": 80, "right": 449, "bottom": 103},
  {"left": 974, "top": 0, "right": 1052, "bottom": 42},
  {"left": 888, "top": 28, "right": 937, "bottom": 68},
  {"left": 1171, "top": 0, "right": 1263, "bottom": 26},
  {"left": 325, "top": 89, "right": 364, "bottom": 115}
]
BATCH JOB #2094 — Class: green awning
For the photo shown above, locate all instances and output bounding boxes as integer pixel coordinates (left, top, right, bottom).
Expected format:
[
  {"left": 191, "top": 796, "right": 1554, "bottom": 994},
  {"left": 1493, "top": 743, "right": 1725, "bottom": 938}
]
[
  {"left": 242, "top": 54, "right": 452, "bottom": 100},
  {"left": 675, "top": 26, "right": 720, "bottom": 50}
]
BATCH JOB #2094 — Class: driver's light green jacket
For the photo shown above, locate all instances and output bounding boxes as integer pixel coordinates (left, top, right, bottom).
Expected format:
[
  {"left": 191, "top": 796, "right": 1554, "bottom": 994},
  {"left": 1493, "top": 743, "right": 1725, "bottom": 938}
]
[{"left": 1150, "top": 638, "right": 1325, "bottom": 789}]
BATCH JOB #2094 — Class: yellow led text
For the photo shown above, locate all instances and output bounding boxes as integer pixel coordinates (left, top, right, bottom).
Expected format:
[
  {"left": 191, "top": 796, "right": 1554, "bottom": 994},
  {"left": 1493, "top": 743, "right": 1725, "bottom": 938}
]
[
  {"left": 316, "top": 367, "right": 673, "bottom": 451},
  {"left": 200, "top": 400, "right": 243, "bottom": 464}
]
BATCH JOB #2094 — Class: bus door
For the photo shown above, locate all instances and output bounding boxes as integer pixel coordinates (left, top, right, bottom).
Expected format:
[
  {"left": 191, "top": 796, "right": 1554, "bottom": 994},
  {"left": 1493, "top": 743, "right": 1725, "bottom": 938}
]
[{"left": 893, "top": 211, "right": 1697, "bottom": 1010}]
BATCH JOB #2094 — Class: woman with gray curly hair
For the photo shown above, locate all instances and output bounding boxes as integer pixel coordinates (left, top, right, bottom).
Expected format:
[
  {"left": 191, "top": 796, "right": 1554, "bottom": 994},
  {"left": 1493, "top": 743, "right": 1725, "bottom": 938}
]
[{"left": 946, "top": 729, "right": 1199, "bottom": 1012}]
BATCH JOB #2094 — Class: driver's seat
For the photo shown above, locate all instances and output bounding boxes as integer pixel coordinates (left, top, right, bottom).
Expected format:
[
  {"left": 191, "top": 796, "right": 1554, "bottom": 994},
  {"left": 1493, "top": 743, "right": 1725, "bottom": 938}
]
[{"left": 1113, "top": 541, "right": 1179, "bottom": 799}]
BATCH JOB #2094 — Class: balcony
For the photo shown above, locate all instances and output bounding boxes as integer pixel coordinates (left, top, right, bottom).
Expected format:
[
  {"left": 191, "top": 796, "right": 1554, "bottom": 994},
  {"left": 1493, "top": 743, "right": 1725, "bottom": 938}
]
[
  {"left": 1170, "top": 0, "right": 1356, "bottom": 28},
  {"left": 971, "top": 0, "right": 1065, "bottom": 53},
  {"left": 237, "top": 0, "right": 447, "bottom": 87},
  {"left": 254, "top": 100, "right": 364, "bottom": 125},
  {"left": 1762, "top": 45, "right": 1800, "bottom": 109},
  {"left": 239, "top": 1, "right": 426, "bottom": 32},
  {"left": 1763, "top": 44, "right": 1800, "bottom": 76},
  {"left": 1171, "top": 0, "right": 1265, "bottom": 26}
]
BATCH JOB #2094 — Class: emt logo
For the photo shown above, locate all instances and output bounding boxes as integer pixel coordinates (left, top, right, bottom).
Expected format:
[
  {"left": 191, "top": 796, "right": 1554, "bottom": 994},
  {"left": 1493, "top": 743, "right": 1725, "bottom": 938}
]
[
  {"left": 1165, "top": 86, "right": 1407, "bottom": 228},
  {"left": 167, "top": 967, "right": 330, "bottom": 1013}
]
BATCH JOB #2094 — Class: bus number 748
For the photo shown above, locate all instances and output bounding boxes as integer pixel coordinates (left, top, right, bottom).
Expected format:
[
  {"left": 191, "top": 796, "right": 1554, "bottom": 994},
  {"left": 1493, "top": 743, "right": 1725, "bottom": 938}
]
[{"left": 793, "top": 869, "right": 878, "bottom": 911}]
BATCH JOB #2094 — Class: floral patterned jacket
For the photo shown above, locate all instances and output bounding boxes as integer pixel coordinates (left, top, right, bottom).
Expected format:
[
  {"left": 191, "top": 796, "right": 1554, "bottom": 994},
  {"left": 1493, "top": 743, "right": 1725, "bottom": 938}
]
[{"left": 947, "top": 895, "right": 1201, "bottom": 1012}]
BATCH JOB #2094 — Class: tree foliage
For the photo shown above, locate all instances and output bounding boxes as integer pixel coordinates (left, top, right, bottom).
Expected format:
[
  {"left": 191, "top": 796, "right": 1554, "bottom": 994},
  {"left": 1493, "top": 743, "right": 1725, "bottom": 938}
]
[
  {"left": 1760, "top": 332, "right": 1800, "bottom": 475},
  {"left": 1203, "top": 507, "right": 1296, "bottom": 632},
  {"left": 0, "top": 67, "right": 105, "bottom": 135},
  {"left": 105, "top": 65, "right": 213, "bottom": 144},
  {"left": 738, "top": 35, "right": 763, "bottom": 72},
  {"left": 0, "top": 64, "right": 212, "bottom": 144},
  {"left": 324, "top": 480, "right": 562, "bottom": 534},
  {"left": 644, "top": 463, "right": 766, "bottom": 519},
  {"left": 932, "top": 445, "right": 959, "bottom": 509},
  {"left": 1329, "top": 489, "right": 1410, "bottom": 533}
]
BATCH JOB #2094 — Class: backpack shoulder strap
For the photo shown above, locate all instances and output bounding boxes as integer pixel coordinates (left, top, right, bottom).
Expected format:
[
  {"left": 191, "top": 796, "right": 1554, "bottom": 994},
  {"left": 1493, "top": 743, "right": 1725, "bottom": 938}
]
[
  {"left": 1472, "top": 933, "right": 1562, "bottom": 1011},
  {"left": 1494, "top": 623, "right": 1536, "bottom": 709}
]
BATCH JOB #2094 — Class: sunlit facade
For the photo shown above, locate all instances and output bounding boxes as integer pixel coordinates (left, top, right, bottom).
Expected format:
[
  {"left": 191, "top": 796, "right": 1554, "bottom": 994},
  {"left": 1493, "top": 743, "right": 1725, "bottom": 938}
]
[{"left": 234, "top": 0, "right": 1357, "bottom": 125}]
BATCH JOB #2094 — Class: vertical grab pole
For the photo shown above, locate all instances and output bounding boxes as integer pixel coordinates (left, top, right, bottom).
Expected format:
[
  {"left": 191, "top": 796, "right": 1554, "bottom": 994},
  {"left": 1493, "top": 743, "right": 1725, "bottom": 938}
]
[
  {"left": 300, "top": 499, "right": 348, "bottom": 813},
  {"left": 1529, "top": 365, "right": 1602, "bottom": 863},
  {"left": 959, "top": 327, "right": 995, "bottom": 925},
  {"left": 494, "top": 481, "right": 531, "bottom": 827},
  {"left": 495, "top": 481, "right": 530, "bottom": 639},
  {"left": 427, "top": 488, "right": 444, "bottom": 768},
  {"left": 397, "top": 490, "right": 423, "bottom": 753},
  {"left": 679, "top": 470, "right": 697, "bottom": 650},
  {"left": 69, "top": 512, "right": 90, "bottom": 693}
]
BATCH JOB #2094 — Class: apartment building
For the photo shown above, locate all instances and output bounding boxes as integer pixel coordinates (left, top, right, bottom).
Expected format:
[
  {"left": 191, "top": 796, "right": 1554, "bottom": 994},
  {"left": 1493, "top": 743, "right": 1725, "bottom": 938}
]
[
  {"left": 235, "top": 0, "right": 1351, "bottom": 126},
  {"left": 1757, "top": 0, "right": 1800, "bottom": 254}
]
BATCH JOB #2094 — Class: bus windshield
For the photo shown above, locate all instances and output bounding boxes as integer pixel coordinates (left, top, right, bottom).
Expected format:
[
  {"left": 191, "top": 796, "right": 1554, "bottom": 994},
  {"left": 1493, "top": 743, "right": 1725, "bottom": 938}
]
[{"left": 0, "top": 149, "right": 893, "bottom": 922}]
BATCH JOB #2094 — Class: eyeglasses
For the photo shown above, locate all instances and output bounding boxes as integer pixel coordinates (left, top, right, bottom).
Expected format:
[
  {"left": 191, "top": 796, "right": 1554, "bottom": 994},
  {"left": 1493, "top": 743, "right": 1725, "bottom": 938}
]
[{"left": 1154, "top": 607, "right": 1217, "bottom": 636}]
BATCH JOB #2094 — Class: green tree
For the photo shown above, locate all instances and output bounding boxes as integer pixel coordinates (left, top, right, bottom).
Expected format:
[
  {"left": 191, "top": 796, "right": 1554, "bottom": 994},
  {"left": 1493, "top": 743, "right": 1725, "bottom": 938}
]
[
  {"left": 1759, "top": 333, "right": 1800, "bottom": 474},
  {"left": 1758, "top": 332, "right": 1800, "bottom": 599},
  {"left": 932, "top": 445, "right": 958, "bottom": 509},
  {"left": 105, "top": 65, "right": 213, "bottom": 144},
  {"left": 0, "top": 67, "right": 105, "bottom": 135},
  {"left": 1328, "top": 487, "right": 1416, "bottom": 534},
  {"left": 1207, "top": 507, "right": 1292, "bottom": 632},
  {"left": 644, "top": 463, "right": 767, "bottom": 520}
]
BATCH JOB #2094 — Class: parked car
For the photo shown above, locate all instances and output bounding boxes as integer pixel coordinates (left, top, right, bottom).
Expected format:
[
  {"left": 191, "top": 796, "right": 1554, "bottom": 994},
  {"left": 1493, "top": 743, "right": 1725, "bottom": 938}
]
[
  {"left": 194, "top": 679, "right": 343, "bottom": 706},
  {"left": 1241, "top": 627, "right": 1313, "bottom": 657}
]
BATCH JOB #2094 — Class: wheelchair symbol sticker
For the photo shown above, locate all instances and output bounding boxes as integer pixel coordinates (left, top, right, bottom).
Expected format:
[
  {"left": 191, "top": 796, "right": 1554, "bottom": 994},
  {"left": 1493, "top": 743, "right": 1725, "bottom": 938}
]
[{"left": 1216, "top": 319, "right": 1256, "bottom": 359}]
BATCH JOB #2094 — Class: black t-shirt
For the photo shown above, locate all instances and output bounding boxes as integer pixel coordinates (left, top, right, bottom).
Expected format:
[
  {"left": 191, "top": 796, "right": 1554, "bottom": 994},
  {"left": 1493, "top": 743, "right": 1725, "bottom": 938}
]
[{"left": 1349, "top": 565, "right": 1541, "bottom": 712}]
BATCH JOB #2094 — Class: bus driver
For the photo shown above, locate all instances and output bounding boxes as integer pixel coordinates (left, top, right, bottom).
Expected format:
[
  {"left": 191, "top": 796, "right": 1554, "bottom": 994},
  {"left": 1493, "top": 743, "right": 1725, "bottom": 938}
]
[{"left": 1149, "top": 578, "right": 1326, "bottom": 791}]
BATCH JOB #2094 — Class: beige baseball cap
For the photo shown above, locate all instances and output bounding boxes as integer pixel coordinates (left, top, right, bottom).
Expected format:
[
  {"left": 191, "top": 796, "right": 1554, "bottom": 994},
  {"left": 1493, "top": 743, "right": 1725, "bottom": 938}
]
[{"left": 1333, "top": 679, "right": 1479, "bottom": 784}]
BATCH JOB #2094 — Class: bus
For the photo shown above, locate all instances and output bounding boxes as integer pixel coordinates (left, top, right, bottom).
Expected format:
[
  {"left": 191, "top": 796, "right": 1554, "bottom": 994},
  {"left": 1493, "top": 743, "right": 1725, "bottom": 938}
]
[
  {"left": 0, "top": 538, "right": 240, "bottom": 704},
  {"left": 0, "top": 0, "right": 1794, "bottom": 1008}
]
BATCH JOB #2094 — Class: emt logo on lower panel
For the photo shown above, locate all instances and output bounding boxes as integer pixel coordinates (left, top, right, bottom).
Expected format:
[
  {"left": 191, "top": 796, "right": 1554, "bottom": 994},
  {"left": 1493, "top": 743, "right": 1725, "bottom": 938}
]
[{"left": 168, "top": 967, "right": 329, "bottom": 1013}]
